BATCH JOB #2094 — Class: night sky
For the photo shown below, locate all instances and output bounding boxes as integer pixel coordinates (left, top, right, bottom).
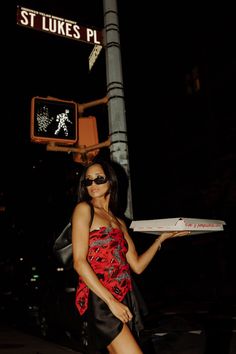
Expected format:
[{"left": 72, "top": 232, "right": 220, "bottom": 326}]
[{"left": 1, "top": 1, "right": 236, "bottom": 300}]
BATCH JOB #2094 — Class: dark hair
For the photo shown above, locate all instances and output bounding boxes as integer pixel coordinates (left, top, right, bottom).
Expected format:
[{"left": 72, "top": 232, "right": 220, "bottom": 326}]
[{"left": 77, "top": 160, "right": 119, "bottom": 215}]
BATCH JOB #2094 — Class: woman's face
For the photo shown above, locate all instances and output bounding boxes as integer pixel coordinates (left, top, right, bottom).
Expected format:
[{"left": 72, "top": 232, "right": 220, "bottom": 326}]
[{"left": 84, "top": 164, "right": 110, "bottom": 198}]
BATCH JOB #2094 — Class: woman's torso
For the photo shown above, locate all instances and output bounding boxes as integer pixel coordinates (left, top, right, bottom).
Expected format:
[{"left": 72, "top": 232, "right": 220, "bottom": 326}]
[{"left": 76, "top": 225, "right": 133, "bottom": 315}]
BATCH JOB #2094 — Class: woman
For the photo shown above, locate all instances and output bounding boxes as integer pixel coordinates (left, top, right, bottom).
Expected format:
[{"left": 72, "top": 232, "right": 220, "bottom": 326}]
[{"left": 72, "top": 159, "right": 190, "bottom": 354}]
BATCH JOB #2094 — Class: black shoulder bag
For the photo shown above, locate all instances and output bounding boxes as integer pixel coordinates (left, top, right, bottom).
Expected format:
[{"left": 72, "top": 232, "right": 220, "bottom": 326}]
[{"left": 53, "top": 204, "right": 94, "bottom": 269}]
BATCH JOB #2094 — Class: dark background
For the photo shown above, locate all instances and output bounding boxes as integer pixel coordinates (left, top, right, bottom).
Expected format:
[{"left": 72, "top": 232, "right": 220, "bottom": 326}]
[{"left": 1, "top": 0, "right": 236, "bottom": 306}]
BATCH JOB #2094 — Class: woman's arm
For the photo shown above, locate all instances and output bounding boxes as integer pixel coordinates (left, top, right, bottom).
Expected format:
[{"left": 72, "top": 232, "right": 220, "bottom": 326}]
[
  {"left": 72, "top": 202, "right": 114, "bottom": 303},
  {"left": 121, "top": 220, "right": 190, "bottom": 274}
]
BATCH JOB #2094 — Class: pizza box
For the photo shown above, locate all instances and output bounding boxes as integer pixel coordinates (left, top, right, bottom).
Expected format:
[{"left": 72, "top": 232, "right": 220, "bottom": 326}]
[{"left": 130, "top": 217, "right": 226, "bottom": 235}]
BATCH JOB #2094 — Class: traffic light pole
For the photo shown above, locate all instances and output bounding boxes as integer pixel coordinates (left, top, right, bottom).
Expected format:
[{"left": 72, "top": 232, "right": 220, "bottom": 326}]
[{"left": 103, "top": 0, "right": 133, "bottom": 220}]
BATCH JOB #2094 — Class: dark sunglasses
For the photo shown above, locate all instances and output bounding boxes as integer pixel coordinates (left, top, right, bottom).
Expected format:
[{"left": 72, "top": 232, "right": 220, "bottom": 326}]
[{"left": 82, "top": 176, "right": 108, "bottom": 187}]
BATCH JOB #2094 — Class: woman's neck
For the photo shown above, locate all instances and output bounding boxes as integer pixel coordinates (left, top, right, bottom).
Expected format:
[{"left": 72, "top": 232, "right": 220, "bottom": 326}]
[{"left": 91, "top": 197, "right": 109, "bottom": 212}]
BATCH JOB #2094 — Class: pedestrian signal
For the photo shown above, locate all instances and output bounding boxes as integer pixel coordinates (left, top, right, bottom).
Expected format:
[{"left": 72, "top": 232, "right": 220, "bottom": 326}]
[{"left": 31, "top": 96, "right": 77, "bottom": 144}]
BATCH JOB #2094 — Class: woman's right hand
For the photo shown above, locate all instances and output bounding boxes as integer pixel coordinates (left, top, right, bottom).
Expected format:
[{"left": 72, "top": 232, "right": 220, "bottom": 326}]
[{"left": 108, "top": 297, "right": 133, "bottom": 323}]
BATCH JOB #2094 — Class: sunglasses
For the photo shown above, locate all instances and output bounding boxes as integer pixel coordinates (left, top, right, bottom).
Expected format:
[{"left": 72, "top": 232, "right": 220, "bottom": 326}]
[{"left": 82, "top": 176, "right": 108, "bottom": 187}]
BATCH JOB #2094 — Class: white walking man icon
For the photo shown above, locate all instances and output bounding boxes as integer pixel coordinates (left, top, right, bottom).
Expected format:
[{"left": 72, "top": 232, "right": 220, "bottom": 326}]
[{"left": 55, "top": 109, "right": 72, "bottom": 136}]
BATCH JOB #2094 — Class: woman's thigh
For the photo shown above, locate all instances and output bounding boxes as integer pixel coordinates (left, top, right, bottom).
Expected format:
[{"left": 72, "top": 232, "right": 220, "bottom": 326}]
[{"left": 107, "top": 323, "right": 143, "bottom": 354}]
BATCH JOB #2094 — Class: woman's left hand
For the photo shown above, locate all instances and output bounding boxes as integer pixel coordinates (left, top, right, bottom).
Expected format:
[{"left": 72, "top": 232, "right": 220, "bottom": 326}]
[{"left": 158, "top": 230, "right": 191, "bottom": 244}]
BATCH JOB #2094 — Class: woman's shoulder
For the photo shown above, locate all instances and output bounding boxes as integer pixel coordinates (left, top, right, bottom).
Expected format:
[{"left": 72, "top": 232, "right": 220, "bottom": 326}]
[
  {"left": 116, "top": 217, "right": 128, "bottom": 232},
  {"left": 73, "top": 201, "right": 92, "bottom": 214}
]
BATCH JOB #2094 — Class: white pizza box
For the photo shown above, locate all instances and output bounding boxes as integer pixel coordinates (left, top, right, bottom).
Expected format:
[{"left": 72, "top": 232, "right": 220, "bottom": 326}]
[{"left": 130, "top": 217, "right": 226, "bottom": 235}]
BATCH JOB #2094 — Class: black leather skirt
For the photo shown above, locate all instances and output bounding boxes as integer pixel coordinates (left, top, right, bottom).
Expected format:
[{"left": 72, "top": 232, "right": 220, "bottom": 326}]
[{"left": 81, "top": 289, "right": 144, "bottom": 353}]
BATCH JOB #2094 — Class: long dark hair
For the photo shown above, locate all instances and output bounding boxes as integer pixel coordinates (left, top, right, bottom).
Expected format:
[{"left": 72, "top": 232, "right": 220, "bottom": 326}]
[{"left": 77, "top": 160, "right": 119, "bottom": 215}]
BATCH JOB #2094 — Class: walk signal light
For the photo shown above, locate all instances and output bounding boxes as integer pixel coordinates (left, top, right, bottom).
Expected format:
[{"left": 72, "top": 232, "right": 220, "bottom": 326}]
[{"left": 31, "top": 96, "right": 77, "bottom": 144}]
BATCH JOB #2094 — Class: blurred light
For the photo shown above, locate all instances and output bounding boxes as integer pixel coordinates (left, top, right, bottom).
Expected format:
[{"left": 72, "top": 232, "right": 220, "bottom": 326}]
[{"left": 56, "top": 267, "right": 64, "bottom": 272}]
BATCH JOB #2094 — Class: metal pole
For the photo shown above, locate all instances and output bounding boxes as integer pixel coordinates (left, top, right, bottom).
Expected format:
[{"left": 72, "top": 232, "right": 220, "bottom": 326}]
[{"left": 103, "top": 0, "right": 133, "bottom": 220}]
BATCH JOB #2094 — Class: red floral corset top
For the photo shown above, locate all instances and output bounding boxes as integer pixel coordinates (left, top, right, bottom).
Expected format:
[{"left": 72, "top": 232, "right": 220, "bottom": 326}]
[{"left": 75, "top": 226, "right": 132, "bottom": 315}]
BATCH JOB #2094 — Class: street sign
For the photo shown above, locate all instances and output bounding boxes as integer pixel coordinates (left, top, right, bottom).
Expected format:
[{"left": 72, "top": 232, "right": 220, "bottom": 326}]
[
  {"left": 16, "top": 6, "right": 103, "bottom": 46},
  {"left": 89, "top": 44, "right": 103, "bottom": 71},
  {"left": 31, "top": 96, "right": 77, "bottom": 144}
]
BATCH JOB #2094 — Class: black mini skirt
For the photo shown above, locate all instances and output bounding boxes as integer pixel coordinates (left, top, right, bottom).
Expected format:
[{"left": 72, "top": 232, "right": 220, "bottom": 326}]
[{"left": 81, "top": 289, "right": 144, "bottom": 353}]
